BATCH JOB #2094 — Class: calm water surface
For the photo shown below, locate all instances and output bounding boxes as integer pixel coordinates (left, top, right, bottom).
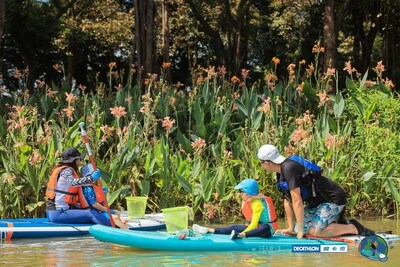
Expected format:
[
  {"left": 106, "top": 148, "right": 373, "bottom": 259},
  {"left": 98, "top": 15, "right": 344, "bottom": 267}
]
[{"left": 1, "top": 218, "right": 400, "bottom": 267}]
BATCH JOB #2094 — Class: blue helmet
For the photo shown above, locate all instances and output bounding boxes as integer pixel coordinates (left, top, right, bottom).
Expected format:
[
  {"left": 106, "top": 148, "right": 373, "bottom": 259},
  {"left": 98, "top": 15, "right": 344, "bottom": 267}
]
[
  {"left": 234, "top": 178, "right": 259, "bottom": 196},
  {"left": 81, "top": 163, "right": 94, "bottom": 177}
]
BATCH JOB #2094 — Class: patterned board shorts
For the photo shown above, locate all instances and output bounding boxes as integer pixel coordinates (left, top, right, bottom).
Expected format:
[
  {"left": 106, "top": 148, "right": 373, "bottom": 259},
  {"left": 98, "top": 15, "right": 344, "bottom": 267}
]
[{"left": 295, "top": 203, "right": 345, "bottom": 233}]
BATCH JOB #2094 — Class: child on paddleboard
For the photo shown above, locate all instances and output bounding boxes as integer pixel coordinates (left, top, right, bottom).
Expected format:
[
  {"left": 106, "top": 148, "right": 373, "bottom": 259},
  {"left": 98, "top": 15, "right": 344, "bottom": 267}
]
[
  {"left": 80, "top": 163, "right": 129, "bottom": 229},
  {"left": 192, "top": 178, "right": 278, "bottom": 239}
]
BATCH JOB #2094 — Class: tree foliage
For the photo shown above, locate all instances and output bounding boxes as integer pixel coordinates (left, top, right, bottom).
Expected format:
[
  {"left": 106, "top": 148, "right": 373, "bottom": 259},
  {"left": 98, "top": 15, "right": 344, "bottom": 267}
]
[{"left": 1, "top": 0, "right": 400, "bottom": 92}]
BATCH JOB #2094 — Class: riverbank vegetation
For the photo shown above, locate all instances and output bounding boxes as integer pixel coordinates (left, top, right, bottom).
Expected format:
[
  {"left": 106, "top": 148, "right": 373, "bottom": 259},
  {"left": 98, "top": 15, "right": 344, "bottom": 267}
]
[
  {"left": 0, "top": 52, "right": 399, "bottom": 221},
  {"left": 0, "top": 1, "right": 400, "bottom": 222}
]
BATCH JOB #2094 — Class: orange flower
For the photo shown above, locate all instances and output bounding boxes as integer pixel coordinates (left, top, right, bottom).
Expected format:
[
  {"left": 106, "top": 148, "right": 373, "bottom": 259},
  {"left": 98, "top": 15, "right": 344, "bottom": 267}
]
[
  {"left": 383, "top": 78, "right": 395, "bottom": 89},
  {"left": 306, "top": 63, "right": 315, "bottom": 77},
  {"left": 204, "top": 66, "right": 217, "bottom": 79},
  {"left": 312, "top": 41, "right": 324, "bottom": 54},
  {"left": 231, "top": 76, "right": 240, "bottom": 84},
  {"left": 110, "top": 106, "right": 127, "bottom": 118},
  {"left": 162, "top": 62, "right": 171, "bottom": 69},
  {"left": 109, "top": 62, "right": 117, "bottom": 69},
  {"left": 272, "top": 57, "right": 280, "bottom": 65},
  {"left": 265, "top": 73, "right": 277, "bottom": 83},
  {"left": 296, "top": 82, "right": 305, "bottom": 92}
]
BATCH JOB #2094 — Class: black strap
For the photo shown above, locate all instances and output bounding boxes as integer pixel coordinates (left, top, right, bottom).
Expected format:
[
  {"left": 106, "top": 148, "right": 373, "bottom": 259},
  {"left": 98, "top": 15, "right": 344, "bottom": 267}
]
[{"left": 47, "top": 188, "right": 78, "bottom": 196}]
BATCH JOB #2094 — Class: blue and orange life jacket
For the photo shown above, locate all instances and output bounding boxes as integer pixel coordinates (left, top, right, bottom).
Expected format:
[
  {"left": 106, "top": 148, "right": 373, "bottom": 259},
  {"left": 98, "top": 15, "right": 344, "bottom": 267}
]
[
  {"left": 78, "top": 184, "right": 107, "bottom": 209},
  {"left": 241, "top": 195, "right": 278, "bottom": 231}
]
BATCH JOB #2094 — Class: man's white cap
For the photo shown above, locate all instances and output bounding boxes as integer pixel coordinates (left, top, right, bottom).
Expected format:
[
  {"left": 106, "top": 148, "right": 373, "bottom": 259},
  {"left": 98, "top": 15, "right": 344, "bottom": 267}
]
[{"left": 257, "top": 144, "right": 286, "bottom": 164}]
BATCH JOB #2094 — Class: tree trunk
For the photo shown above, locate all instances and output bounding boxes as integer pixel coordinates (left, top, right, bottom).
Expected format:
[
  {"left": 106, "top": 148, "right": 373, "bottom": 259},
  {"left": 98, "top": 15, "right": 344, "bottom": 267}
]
[
  {"left": 323, "top": 0, "right": 336, "bottom": 72},
  {"left": 134, "top": 0, "right": 155, "bottom": 86},
  {"left": 351, "top": 1, "right": 382, "bottom": 74},
  {"left": 186, "top": 0, "right": 253, "bottom": 78},
  {"left": 161, "top": 0, "right": 170, "bottom": 81},
  {"left": 0, "top": 0, "right": 5, "bottom": 50}
]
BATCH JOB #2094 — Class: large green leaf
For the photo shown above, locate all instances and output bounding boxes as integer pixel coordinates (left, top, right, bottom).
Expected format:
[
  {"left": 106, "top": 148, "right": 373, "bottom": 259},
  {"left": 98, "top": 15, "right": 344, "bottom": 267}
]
[
  {"left": 333, "top": 93, "right": 344, "bottom": 118},
  {"left": 302, "top": 81, "right": 319, "bottom": 104},
  {"left": 193, "top": 100, "right": 206, "bottom": 138},
  {"left": 175, "top": 173, "right": 192, "bottom": 193}
]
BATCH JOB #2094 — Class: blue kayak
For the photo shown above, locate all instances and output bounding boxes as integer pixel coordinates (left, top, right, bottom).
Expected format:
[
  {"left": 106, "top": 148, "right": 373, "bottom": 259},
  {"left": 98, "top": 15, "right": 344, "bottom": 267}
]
[
  {"left": 0, "top": 214, "right": 165, "bottom": 240},
  {"left": 89, "top": 225, "right": 350, "bottom": 252}
]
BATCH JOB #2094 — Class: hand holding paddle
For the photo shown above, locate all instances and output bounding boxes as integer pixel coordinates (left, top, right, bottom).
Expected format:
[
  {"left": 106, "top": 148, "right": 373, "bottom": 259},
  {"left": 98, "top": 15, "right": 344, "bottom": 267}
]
[{"left": 79, "top": 122, "right": 116, "bottom": 228}]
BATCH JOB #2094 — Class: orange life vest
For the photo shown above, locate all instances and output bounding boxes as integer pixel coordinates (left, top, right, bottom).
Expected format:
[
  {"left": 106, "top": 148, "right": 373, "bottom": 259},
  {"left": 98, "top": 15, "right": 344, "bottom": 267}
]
[
  {"left": 45, "top": 166, "right": 81, "bottom": 206},
  {"left": 242, "top": 195, "right": 279, "bottom": 231},
  {"left": 78, "top": 184, "right": 107, "bottom": 209}
]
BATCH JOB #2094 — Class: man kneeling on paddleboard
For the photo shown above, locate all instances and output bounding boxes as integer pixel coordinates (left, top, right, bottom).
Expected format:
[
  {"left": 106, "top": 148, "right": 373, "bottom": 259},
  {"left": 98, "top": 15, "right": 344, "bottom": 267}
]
[
  {"left": 257, "top": 144, "right": 375, "bottom": 239},
  {"left": 193, "top": 178, "right": 278, "bottom": 239}
]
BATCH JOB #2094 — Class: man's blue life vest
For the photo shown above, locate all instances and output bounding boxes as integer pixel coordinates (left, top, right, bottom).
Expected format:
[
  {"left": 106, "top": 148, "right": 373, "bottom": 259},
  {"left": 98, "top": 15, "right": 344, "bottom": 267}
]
[
  {"left": 277, "top": 155, "right": 323, "bottom": 199},
  {"left": 287, "top": 155, "right": 322, "bottom": 174}
]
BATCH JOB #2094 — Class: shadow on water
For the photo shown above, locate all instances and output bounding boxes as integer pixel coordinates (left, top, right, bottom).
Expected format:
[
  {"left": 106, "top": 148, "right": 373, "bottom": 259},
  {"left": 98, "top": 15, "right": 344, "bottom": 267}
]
[{"left": 1, "top": 218, "right": 400, "bottom": 266}]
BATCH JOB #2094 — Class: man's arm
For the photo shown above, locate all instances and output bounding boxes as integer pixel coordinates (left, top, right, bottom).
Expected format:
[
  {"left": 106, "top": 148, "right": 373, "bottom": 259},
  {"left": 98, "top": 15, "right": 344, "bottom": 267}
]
[
  {"left": 283, "top": 198, "right": 295, "bottom": 232},
  {"left": 290, "top": 187, "right": 304, "bottom": 239}
]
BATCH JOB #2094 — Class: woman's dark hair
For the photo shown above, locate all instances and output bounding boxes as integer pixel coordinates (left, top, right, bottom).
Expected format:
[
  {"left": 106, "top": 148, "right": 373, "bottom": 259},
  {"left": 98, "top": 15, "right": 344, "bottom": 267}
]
[{"left": 58, "top": 160, "right": 79, "bottom": 172}]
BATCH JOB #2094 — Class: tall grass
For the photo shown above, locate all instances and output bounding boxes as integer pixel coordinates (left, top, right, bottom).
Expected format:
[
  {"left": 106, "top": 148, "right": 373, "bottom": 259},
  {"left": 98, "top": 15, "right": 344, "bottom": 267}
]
[{"left": 0, "top": 56, "right": 399, "bottom": 221}]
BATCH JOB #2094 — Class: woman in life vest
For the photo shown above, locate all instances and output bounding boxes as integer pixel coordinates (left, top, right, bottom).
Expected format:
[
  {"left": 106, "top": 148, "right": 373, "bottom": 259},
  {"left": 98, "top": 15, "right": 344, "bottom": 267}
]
[
  {"left": 80, "top": 164, "right": 129, "bottom": 229},
  {"left": 45, "top": 147, "right": 102, "bottom": 224},
  {"left": 192, "top": 178, "right": 278, "bottom": 239}
]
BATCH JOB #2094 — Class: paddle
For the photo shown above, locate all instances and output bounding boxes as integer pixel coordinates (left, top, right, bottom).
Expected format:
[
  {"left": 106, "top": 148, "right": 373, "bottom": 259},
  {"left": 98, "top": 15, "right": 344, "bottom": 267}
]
[{"left": 79, "top": 122, "right": 116, "bottom": 228}]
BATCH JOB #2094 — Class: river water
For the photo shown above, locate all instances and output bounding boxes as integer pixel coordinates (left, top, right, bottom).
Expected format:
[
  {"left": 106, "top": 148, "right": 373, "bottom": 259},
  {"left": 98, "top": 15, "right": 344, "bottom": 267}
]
[{"left": 1, "top": 218, "right": 399, "bottom": 267}]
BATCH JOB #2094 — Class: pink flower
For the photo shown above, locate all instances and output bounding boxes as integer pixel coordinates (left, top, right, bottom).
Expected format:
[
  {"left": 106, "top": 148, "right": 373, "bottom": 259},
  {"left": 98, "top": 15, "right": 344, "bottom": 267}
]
[
  {"left": 373, "top": 61, "right": 385, "bottom": 77},
  {"left": 29, "top": 150, "right": 43, "bottom": 166},
  {"left": 241, "top": 69, "right": 249, "bottom": 79},
  {"left": 65, "top": 92, "right": 76, "bottom": 104},
  {"left": 162, "top": 116, "right": 175, "bottom": 133},
  {"left": 191, "top": 138, "right": 207, "bottom": 153},
  {"left": 324, "top": 134, "right": 336, "bottom": 150},
  {"left": 326, "top": 68, "right": 336, "bottom": 76},
  {"left": 343, "top": 61, "right": 356, "bottom": 75},
  {"left": 290, "top": 129, "right": 308, "bottom": 145},
  {"left": 257, "top": 97, "right": 271, "bottom": 113},
  {"left": 110, "top": 106, "right": 127, "bottom": 118},
  {"left": 62, "top": 106, "right": 75, "bottom": 121},
  {"left": 316, "top": 91, "right": 330, "bottom": 107}
]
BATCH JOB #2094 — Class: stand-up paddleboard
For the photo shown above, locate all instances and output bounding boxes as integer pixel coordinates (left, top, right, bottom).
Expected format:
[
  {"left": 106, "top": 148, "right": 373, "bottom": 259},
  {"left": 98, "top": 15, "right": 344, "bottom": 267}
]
[
  {"left": 0, "top": 213, "right": 165, "bottom": 240},
  {"left": 89, "top": 225, "right": 361, "bottom": 252}
]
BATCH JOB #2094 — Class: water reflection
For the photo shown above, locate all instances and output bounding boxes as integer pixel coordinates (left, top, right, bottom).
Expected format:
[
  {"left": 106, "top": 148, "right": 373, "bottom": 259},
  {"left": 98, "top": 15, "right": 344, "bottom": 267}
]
[{"left": 1, "top": 218, "right": 399, "bottom": 266}]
